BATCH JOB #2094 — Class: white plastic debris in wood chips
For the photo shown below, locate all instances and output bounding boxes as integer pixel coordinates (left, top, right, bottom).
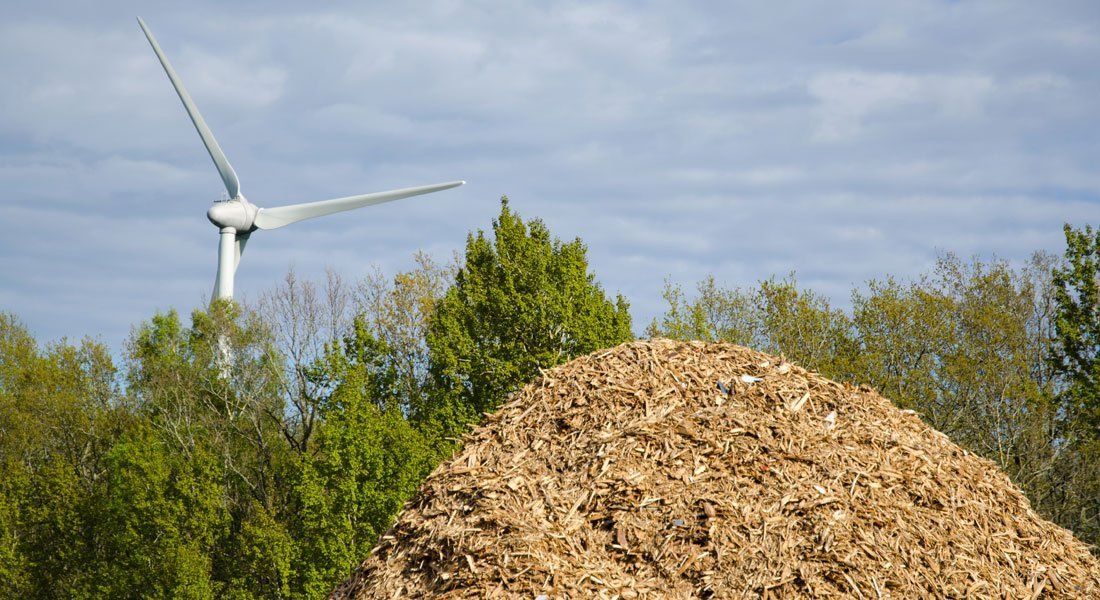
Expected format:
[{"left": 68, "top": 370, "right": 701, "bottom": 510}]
[{"left": 332, "top": 340, "right": 1100, "bottom": 599}]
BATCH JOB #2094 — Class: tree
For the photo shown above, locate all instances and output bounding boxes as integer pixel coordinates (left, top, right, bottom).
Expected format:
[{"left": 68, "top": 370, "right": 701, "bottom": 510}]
[
  {"left": 248, "top": 268, "right": 449, "bottom": 594},
  {"left": 87, "top": 426, "right": 225, "bottom": 599},
  {"left": 284, "top": 317, "right": 435, "bottom": 598},
  {"left": 755, "top": 275, "right": 856, "bottom": 380},
  {"left": 254, "top": 268, "right": 351, "bottom": 454},
  {"left": 1051, "top": 224, "right": 1100, "bottom": 435},
  {"left": 647, "top": 274, "right": 855, "bottom": 380},
  {"left": 650, "top": 255, "right": 1070, "bottom": 543},
  {"left": 850, "top": 276, "right": 955, "bottom": 420},
  {"left": 127, "top": 303, "right": 285, "bottom": 508},
  {"left": 125, "top": 304, "right": 294, "bottom": 597},
  {"left": 356, "top": 252, "right": 453, "bottom": 419},
  {"left": 645, "top": 276, "right": 758, "bottom": 345},
  {"left": 426, "top": 197, "right": 633, "bottom": 439},
  {"left": 0, "top": 313, "right": 124, "bottom": 598},
  {"left": 853, "top": 254, "right": 1060, "bottom": 503},
  {"left": 1048, "top": 224, "right": 1100, "bottom": 548}
]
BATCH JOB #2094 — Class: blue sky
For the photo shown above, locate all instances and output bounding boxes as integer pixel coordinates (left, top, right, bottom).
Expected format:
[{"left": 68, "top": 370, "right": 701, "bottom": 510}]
[{"left": 1, "top": 1, "right": 1098, "bottom": 353}]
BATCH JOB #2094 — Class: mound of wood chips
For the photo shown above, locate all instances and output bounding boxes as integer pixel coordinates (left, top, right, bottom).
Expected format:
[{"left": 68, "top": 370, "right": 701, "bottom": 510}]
[{"left": 332, "top": 340, "right": 1100, "bottom": 599}]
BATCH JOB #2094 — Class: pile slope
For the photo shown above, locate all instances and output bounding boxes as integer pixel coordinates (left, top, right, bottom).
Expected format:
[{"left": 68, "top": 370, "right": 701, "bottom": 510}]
[{"left": 332, "top": 340, "right": 1100, "bottom": 599}]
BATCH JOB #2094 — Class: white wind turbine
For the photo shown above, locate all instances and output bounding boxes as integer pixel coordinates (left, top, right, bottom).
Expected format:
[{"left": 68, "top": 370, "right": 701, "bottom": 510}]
[{"left": 137, "top": 17, "right": 464, "bottom": 302}]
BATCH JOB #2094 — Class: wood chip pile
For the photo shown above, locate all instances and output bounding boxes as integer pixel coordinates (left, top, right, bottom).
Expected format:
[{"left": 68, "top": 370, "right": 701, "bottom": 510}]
[{"left": 332, "top": 339, "right": 1100, "bottom": 599}]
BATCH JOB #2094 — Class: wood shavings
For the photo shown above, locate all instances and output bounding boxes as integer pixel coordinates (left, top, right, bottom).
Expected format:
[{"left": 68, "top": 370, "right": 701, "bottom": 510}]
[{"left": 332, "top": 339, "right": 1100, "bottom": 599}]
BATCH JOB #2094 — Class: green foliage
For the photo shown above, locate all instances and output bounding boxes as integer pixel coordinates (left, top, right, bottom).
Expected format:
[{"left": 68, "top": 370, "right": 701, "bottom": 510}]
[
  {"left": 653, "top": 256, "right": 1059, "bottom": 499},
  {"left": 646, "top": 276, "right": 758, "bottom": 345},
  {"left": 356, "top": 253, "right": 452, "bottom": 419},
  {"left": 285, "top": 321, "right": 435, "bottom": 598},
  {"left": 1051, "top": 224, "right": 1100, "bottom": 435},
  {"left": 856, "top": 255, "right": 1059, "bottom": 505},
  {"left": 0, "top": 314, "right": 124, "bottom": 598},
  {"left": 1048, "top": 224, "right": 1100, "bottom": 547},
  {"left": 647, "top": 274, "right": 855, "bottom": 380},
  {"left": 0, "top": 199, "right": 638, "bottom": 597},
  {"left": 6, "top": 207, "right": 1100, "bottom": 594},
  {"left": 89, "top": 427, "right": 225, "bottom": 599},
  {"left": 219, "top": 502, "right": 295, "bottom": 600},
  {"left": 849, "top": 277, "right": 951, "bottom": 413},
  {"left": 756, "top": 276, "right": 857, "bottom": 379},
  {"left": 0, "top": 470, "right": 28, "bottom": 597},
  {"left": 427, "top": 197, "right": 633, "bottom": 438},
  {"left": 20, "top": 456, "right": 88, "bottom": 597}
]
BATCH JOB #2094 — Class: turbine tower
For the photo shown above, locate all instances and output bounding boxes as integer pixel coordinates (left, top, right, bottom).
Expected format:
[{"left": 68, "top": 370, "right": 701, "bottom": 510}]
[{"left": 137, "top": 17, "right": 464, "bottom": 301}]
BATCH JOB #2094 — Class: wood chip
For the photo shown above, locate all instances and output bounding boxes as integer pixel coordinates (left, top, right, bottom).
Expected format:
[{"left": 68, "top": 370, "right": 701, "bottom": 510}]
[{"left": 331, "top": 340, "right": 1100, "bottom": 599}]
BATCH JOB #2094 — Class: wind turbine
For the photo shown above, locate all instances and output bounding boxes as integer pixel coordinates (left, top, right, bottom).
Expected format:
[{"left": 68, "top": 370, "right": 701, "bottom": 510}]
[{"left": 137, "top": 17, "right": 464, "bottom": 302}]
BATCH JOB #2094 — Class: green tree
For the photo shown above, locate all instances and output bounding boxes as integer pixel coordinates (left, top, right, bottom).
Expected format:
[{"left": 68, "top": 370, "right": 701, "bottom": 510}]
[
  {"left": 126, "top": 304, "right": 293, "bottom": 598},
  {"left": 127, "top": 303, "right": 285, "bottom": 511},
  {"left": 87, "top": 427, "right": 225, "bottom": 599},
  {"left": 356, "top": 252, "right": 453, "bottom": 419},
  {"left": 426, "top": 197, "right": 633, "bottom": 439},
  {"left": 1048, "top": 224, "right": 1100, "bottom": 548},
  {"left": 0, "top": 473, "right": 27, "bottom": 597},
  {"left": 645, "top": 276, "right": 758, "bottom": 345},
  {"left": 755, "top": 275, "right": 856, "bottom": 379},
  {"left": 286, "top": 319, "right": 435, "bottom": 598},
  {"left": 647, "top": 274, "right": 855, "bottom": 380},
  {"left": 1051, "top": 224, "right": 1100, "bottom": 434},
  {"left": 850, "top": 277, "right": 954, "bottom": 418},
  {"left": 0, "top": 314, "right": 124, "bottom": 598},
  {"left": 852, "top": 254, "right": 1059, "bottom": 503},
  {"left": 219, "top": 501, "right": 295, "bottom": 600}
]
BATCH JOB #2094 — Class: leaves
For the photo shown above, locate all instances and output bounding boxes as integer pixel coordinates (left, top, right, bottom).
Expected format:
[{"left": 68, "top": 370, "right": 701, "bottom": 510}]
[
  {"left": 425, "top": 197, "right": 634, "bottom": 439},
  {"left": 3, "top": 209, "right": 1100, "bottom": 598},
  {"left": 650, "top": 252, "right": 1089, "bottom": 550},
  {"left": 1052, "top": 224, "right": 1100, "bottom": 434},
  {"left": 648, "top": 273, "right": 855, "bottom": 379},
  {"left": 1049, "top": 224, "right": 1100, "bottom": 546}
]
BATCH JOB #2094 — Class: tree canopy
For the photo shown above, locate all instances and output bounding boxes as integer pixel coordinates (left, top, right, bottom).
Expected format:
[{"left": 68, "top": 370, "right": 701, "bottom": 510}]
[
  {"left": 426, "top": 197, "right": 633, "bottom": 438},
  {"left": 2, "top": 209, "right": 1099, "bottom": 598}
]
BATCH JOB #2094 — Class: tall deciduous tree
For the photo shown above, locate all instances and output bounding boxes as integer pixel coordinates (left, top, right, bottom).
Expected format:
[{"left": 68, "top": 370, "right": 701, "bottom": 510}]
[
  {"left": 647, "top": 274, "right": 855, "bottom": 380},
  {"left": 286, "top": 321, "right": 435, "bottom": 598},
  {"left": 649, "top": 255, "right": 1068, "bottom": 542},
  {"left": 1049, "top": 224, "right": 1100, "bottom": 548},
  {"left": 125, "top": 304, "right": 294, "bottom": 597},
  {"left": 853, "top": 254, "right": 1060, "bottom": 504},
  {"left": 255, "top": 268, "right": 352, "bottom": 455},
  {"left": 426, "top": 197, "right": 633, "bottom": 438},
  {"left": 645, "top": 276, "right": 759, "bottom": 345},
  {"left": 1051, "top": 224, "right": 1100, "bottom": 434},
  {"left": 0, "top": 314, "right": 127, "bottom": 598},
  {"left": 355, "top": 252, "right": 453, "bottom": 419}
]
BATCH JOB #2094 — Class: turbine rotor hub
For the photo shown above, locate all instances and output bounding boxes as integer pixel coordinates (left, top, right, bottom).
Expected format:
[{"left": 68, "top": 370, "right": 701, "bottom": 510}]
[{"left": 207, "top": 196, "right": 259, "bottom": 231}]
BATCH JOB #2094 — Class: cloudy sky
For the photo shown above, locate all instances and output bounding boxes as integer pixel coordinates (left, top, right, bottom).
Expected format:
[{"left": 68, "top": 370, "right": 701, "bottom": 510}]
[{"left": 2, "top": 1, "right": 1098, "bottom": 353}]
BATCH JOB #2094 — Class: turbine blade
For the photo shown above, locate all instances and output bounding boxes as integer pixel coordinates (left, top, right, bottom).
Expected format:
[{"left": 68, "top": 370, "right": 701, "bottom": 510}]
[
  {"left": 137, "top": 17, "right": 241, "bottom": 199},
  {"left": 252, "top": 180, "right": 465, "bottom": 230}
]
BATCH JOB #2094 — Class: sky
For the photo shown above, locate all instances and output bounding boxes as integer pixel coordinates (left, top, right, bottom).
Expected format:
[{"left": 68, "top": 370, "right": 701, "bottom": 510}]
[{"left": 1, "top": 1, "right": 1098, "bottom": 354}]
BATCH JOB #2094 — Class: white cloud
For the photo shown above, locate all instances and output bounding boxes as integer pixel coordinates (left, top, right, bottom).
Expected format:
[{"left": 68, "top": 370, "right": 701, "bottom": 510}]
[
  {"left": 171, "top": 48, "right": 287, "bottom": 110},
  {"left": 808, "top": 71, "right": 995, "bottom": 142},
  {"left": 0, "top": 1, "right": 1097, "bottom": 351}
]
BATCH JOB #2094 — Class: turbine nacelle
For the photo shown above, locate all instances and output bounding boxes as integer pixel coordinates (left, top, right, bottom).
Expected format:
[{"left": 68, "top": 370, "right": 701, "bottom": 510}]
[
  {"left": 206, "top": 196, "right": 259, "bottom": 232},
  {"left": 138, "top": 16, "right": 464, "bottom": 302}
]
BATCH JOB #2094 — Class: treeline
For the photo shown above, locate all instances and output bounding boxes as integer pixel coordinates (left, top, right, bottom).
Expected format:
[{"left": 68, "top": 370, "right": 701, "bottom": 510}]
[
  {"left": 0, "top": 199, "right": 1098, "bottom": 598},
  {"left": 647, "top": 226, "right": 1100, "bottom": 547},
  {"left": 0, "top": 199, "right": 631, "bottom": 598}
]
